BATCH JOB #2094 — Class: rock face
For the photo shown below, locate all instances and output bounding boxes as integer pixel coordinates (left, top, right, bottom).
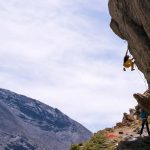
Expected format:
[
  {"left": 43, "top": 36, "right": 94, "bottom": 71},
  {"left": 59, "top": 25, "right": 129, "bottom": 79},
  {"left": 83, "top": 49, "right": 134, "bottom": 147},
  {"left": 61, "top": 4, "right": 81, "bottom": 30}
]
[
  {"left": 133, "top": 90, "right": 150, "bottom": 113},
  {"left": 0, "top": 88, "right": 92, "bottom": 150},
  {"left": 115, "top": 107, "right": 137, "bottom": 129},
  {"left": 108, "top": 0, "right": 150, "bottom": 112}
]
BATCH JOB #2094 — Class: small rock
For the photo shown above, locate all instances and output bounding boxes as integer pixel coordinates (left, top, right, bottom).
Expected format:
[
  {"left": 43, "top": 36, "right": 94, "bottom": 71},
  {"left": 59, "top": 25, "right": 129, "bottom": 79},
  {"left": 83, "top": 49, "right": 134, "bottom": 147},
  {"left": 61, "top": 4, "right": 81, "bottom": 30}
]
[{"left": 119, "top": 131, "right": 124, "bottom": 134}]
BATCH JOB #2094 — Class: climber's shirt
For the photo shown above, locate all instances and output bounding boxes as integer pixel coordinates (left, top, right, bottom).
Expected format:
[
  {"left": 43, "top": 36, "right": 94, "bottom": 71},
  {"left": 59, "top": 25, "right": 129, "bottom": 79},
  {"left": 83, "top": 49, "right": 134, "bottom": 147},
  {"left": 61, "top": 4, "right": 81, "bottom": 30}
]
[{"left": 141, "top": 111, "right": 148, "bottom": 120}]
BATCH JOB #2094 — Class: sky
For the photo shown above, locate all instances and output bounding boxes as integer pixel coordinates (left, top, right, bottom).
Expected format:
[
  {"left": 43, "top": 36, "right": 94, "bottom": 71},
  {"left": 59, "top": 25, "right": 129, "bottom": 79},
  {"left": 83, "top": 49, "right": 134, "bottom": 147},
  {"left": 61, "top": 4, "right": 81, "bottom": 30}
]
[{"left": 0, "top": 0, "right": 147, "bottom": 132}]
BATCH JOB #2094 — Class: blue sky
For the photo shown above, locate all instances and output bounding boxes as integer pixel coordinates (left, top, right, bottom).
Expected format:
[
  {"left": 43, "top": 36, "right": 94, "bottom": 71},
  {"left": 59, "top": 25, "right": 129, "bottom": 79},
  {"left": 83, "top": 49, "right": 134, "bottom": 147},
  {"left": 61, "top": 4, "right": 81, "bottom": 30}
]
[{"left": 0, "top": 0, "right": 147, "bottom": 132}]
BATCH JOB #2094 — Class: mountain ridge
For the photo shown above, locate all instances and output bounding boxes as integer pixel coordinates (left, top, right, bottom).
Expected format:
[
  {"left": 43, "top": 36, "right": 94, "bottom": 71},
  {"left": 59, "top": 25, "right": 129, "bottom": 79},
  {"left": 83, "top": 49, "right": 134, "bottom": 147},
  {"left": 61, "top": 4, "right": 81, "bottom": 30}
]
[{"left": 0, "top": 88, "right": 92, "bottom": 150}]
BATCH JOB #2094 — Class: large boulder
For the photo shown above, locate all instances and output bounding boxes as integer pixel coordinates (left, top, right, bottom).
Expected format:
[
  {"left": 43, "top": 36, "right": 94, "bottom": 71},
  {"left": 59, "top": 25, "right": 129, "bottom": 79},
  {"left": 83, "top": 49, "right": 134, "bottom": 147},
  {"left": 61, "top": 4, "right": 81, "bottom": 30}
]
[
  {"left": 133, "top": 90, "right": 150, "bottom": 113},
  {"left": 108, "top": 0, "right": 150, "bottom": 111},
  {"left": 108, "top": 0, "right": 150, "bottom": 87}
]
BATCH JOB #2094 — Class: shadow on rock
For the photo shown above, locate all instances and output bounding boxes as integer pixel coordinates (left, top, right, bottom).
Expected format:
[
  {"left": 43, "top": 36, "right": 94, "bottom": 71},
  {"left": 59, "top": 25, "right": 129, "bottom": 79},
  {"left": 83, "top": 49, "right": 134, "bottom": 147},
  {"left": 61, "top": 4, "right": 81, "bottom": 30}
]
[{"left": 118, "top": 136, "right": 150, "bottom": 150}]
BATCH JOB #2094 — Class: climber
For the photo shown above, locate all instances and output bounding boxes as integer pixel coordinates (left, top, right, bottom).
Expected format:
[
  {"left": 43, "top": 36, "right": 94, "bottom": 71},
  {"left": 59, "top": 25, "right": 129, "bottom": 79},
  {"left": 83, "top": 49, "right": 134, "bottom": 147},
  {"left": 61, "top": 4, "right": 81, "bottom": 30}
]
[
  {"left": 123, "top": 54, "right": 135, "bottom": 71},
  {"left": 139, "top": 109, "right": 150, "bottom": 136}
]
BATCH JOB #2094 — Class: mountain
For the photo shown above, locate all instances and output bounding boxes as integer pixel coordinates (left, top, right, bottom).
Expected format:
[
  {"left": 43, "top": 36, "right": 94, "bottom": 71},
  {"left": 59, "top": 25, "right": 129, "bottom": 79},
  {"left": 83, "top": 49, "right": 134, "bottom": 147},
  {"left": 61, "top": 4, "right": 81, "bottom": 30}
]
[{"left": 0, "top": 88, "right": 92, "bottom": 150}]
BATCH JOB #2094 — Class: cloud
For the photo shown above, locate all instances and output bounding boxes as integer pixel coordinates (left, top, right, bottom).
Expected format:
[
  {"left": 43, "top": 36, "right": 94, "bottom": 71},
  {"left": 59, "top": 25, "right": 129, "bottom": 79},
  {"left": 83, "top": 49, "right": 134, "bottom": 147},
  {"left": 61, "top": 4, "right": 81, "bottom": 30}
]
[{"left": 0, "top": 0, "right": 146, "bottom": 132}]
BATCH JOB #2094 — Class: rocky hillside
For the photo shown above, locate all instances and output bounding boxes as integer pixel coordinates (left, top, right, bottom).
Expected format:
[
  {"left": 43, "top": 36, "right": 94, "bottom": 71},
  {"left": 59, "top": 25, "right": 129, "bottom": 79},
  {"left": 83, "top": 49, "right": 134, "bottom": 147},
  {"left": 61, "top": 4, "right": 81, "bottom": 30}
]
[
  {"left": 0, "top": 88, "right": 92, "bottom": 150},
  {"left": 70, "top": 106, "right": 150, "bottom": 150},
  {"left": 108, "top": 0, "right": 150, "bottom": 112}
]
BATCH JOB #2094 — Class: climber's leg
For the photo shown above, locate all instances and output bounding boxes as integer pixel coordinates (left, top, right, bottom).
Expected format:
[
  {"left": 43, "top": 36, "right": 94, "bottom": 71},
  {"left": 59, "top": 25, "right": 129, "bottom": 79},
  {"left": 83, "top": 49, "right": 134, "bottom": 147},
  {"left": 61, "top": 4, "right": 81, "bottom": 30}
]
[
  {"left": 140, "top": 121, "right": 145, "bottom": 135},
  {"left": 131, "top": 62, "right": 135, "bottom": 71},
  {"left": 145, "top": 121, "right": 150, "bottom": 135}
]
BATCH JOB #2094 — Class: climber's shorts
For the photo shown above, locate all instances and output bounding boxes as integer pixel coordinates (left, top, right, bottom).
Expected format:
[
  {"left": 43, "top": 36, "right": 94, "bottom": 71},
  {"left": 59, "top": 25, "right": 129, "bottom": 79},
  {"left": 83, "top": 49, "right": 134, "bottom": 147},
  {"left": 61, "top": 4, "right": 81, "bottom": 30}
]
[{"left": 123, "top": 60, "right": 133, "bottom": 68}]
